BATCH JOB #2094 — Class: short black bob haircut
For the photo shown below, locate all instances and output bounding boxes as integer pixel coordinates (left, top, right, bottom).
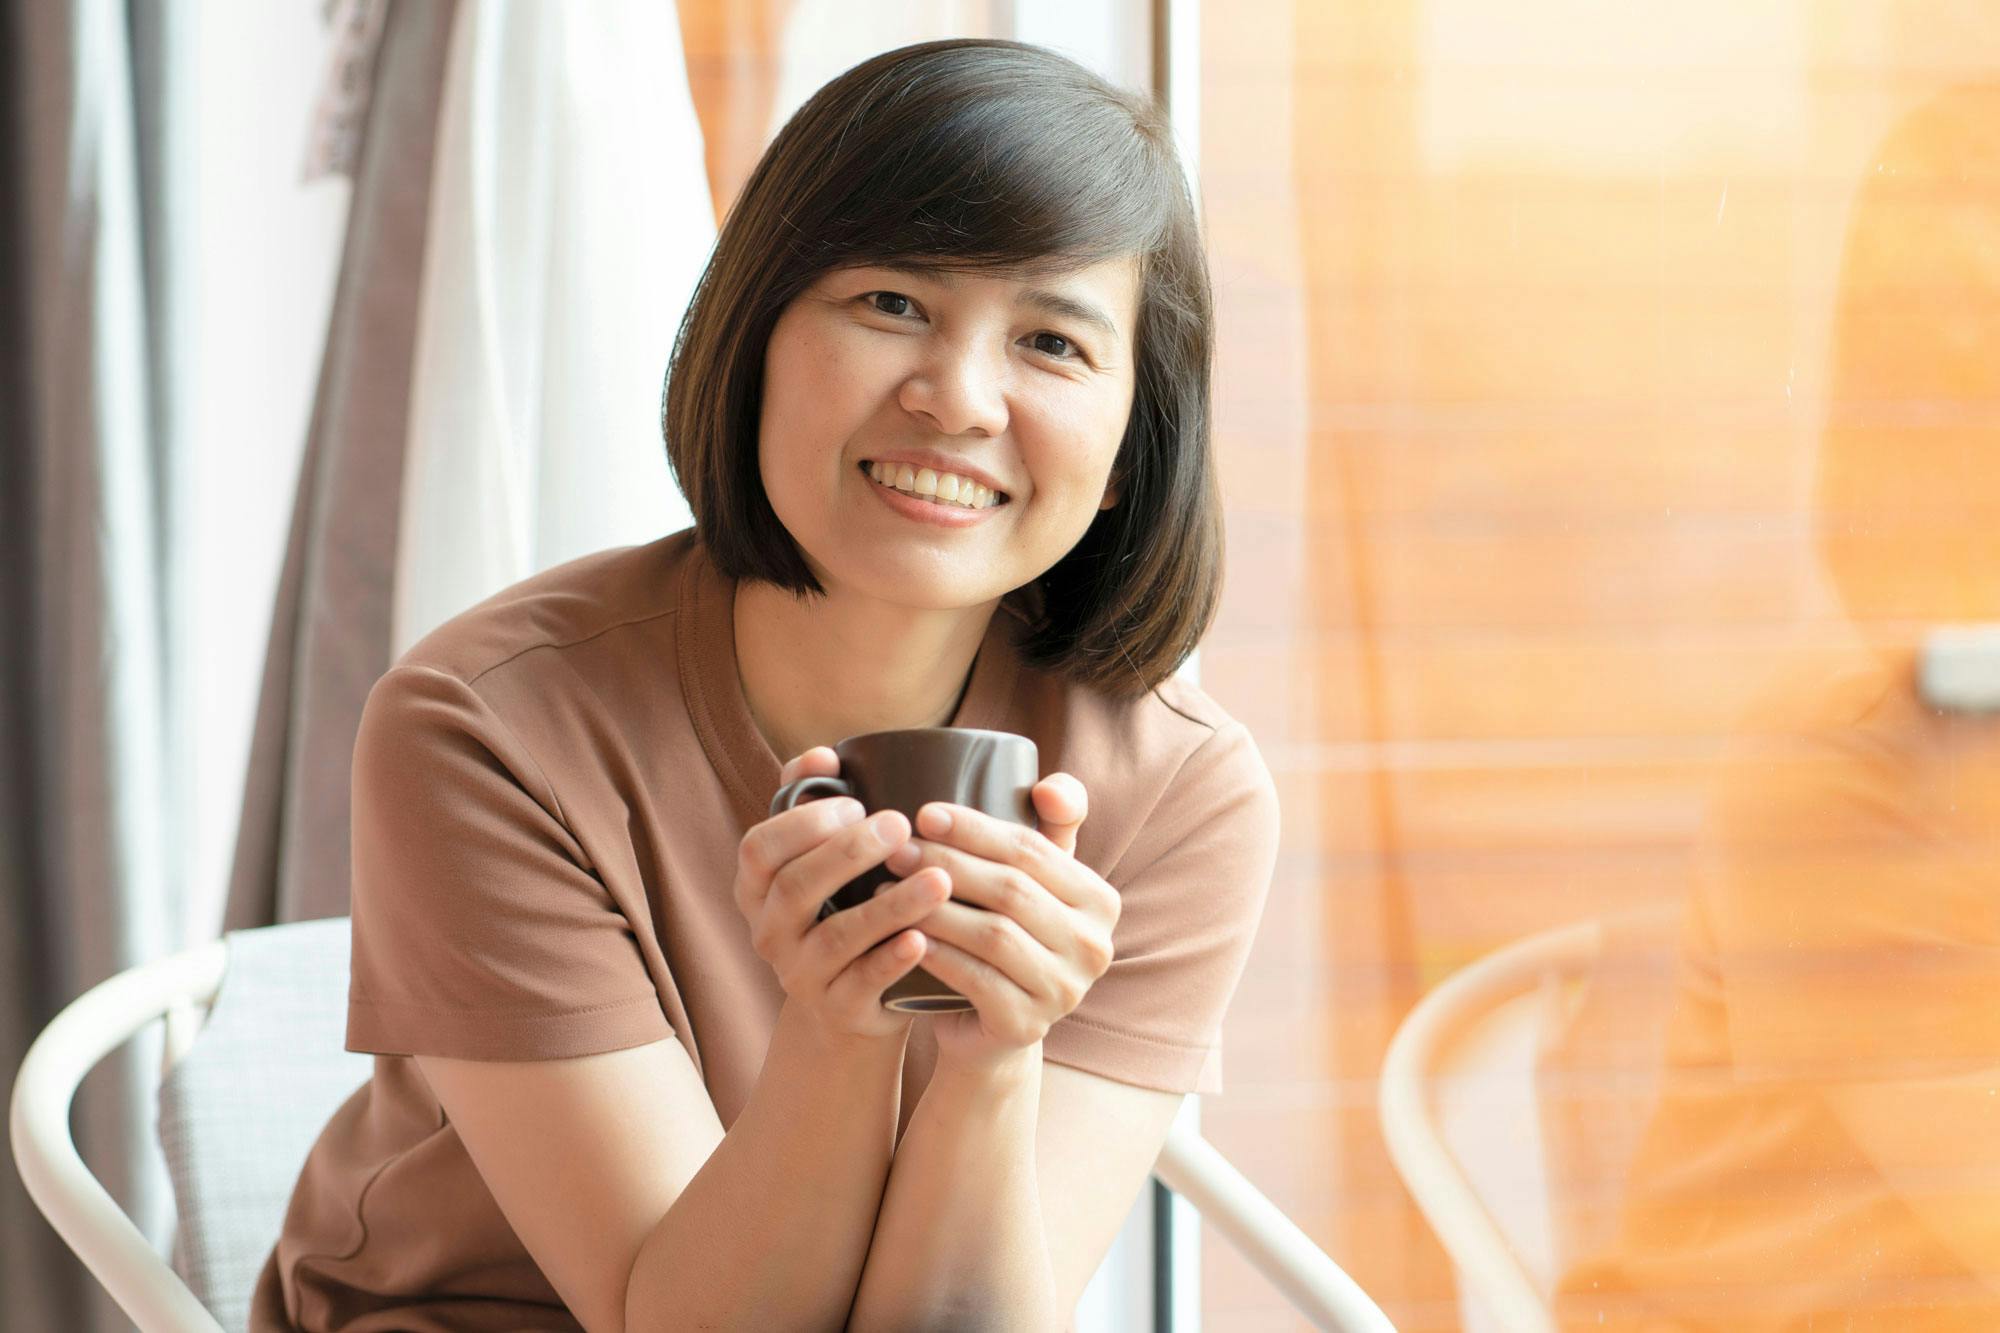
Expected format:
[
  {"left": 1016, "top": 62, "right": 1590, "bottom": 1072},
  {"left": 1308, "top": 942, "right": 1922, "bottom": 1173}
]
[{"left": 661, "top": 37, "right": 1220, "bottom": 701}]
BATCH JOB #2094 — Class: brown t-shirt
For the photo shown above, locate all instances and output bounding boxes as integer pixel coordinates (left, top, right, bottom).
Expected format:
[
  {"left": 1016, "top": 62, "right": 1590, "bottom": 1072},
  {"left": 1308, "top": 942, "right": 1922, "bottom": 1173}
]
[{"left": 249, "top": 528, "right": 1281, "bottom": 1331}]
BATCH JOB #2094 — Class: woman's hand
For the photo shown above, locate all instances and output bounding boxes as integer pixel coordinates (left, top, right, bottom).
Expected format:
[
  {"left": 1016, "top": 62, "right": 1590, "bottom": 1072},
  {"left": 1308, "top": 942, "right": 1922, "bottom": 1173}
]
[
  {"left": 736, "top": 747, "right": 952, "bottom": 1046},
  {"left": 883, "top": 773, "right": 1119, "bottom": 1076}
]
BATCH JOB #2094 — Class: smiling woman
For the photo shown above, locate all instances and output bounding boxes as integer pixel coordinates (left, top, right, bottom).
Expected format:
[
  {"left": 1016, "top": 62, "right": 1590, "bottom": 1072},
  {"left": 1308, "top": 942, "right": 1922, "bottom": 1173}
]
[
  {"left": 663, "top": 36, "right": 1220, "bottom": 701},
  {"left": 250, "top": 36, "right": 1280, "bottom": 1333}
]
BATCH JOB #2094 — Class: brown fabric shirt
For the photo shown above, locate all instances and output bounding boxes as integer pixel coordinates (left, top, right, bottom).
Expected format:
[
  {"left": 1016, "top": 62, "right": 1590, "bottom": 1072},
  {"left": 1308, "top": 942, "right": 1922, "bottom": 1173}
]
[{"left": 249, "top": 528, "right": 1280, "bottom": 1331}]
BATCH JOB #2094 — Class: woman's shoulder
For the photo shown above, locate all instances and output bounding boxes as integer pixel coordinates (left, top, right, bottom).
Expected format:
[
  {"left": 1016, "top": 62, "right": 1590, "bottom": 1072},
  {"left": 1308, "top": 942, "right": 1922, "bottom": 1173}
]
[{"left": 391, "top": 529, "right": 698, "bottom": 690}]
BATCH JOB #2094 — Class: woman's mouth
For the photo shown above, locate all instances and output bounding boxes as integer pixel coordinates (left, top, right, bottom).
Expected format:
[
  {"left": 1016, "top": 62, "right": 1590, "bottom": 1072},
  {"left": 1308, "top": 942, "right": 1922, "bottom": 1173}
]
[{"left": 859, "top": 459, "right": 1008, "bottom": 511}]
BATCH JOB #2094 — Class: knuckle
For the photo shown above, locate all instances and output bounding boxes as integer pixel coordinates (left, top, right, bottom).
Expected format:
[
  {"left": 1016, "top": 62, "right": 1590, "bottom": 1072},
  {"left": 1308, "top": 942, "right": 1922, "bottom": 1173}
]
[
  {"left": 986, "top": 875, "right": 1022, "bottom": 920},
  {"left": 999, "top": 870, "right": 1036, "bottom": 918},
  {"left": 738, "top": 833, "right": 770, "bottom": 878},
  {"left": 1083, "top": 930, "right": 1114, "bottom": 975},
  {"left": 769, "top": 864, "right": 812, "bottom": 916},
  {"left": 979, "top": 913, "right": 1015, "bottom": 954}
]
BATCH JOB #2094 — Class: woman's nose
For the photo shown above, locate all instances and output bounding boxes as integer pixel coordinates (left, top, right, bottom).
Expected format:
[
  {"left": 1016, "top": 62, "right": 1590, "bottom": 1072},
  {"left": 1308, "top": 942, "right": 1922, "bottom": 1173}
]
[{"left": 898, "top": 339, "right": 1009, "bottom": 438}]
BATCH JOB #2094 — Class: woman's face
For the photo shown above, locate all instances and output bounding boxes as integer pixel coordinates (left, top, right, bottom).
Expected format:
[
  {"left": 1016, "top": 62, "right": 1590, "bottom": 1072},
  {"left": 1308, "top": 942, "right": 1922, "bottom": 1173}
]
[{"left": 756, "top": 253, "right": 1141, "bottom": 613}]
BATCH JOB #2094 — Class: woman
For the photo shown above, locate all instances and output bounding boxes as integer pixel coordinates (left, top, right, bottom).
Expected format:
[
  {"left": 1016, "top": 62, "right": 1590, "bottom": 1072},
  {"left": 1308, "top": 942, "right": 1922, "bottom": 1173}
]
[{"left": 251, "top": 37, "right": 1280, "bottom": 1332}]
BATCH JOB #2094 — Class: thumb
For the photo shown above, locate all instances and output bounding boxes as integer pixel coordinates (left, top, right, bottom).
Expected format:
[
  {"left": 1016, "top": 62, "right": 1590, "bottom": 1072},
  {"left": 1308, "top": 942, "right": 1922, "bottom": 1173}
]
[{"left": 1032, "top": 773, "right": 1088, "bottom": 856}]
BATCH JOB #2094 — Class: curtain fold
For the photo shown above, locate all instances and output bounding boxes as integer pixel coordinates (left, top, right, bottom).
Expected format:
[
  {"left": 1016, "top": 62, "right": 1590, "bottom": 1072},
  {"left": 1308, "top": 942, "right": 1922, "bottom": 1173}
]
[
  {"left": 2, "top": 3, "right": 182, "bottom": 1329},
  {"left": 391, "top": 0, "right": 708, "bottom": 659},
  {"left": 3, "top": 1, "right": 713, "bottom": 1322},
  {"left": 226, "top": 0, "right": 710, "bottom": 930},
  {"left": 221, "top": 0, "right": 459, "bottom": 932}
]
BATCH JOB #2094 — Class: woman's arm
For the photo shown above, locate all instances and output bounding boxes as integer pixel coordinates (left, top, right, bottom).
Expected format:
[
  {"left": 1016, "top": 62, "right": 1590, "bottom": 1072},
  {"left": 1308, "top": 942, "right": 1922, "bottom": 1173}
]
[
  {"left": 846, "top": 1046, "right": 1062, "bottom": 1331},
  {"left": 623, "top": 995, "right": 908, "bottom": 1330},
  {"left": 421, "top": 994, "right": 906, "bottom": 1333}
]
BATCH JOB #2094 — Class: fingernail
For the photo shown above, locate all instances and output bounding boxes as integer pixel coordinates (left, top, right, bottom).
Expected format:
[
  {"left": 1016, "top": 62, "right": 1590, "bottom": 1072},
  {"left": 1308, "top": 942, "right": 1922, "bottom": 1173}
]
[
  {"left": 919, "top": 804, "right": 952, "bottom": 834},
  {"left": 834, "top": 800, "right": 866, "bottom": 824}
]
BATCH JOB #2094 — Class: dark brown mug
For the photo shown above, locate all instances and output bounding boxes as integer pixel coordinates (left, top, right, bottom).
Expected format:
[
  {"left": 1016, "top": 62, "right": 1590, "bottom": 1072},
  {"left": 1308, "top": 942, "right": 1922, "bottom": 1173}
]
[{"left": 768, "top": 727, "right": 1039, "bottom": 1013}]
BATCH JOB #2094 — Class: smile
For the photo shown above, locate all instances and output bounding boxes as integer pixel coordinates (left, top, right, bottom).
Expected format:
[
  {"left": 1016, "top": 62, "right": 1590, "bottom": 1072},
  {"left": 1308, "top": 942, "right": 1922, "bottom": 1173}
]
[
  {"left": 860, "top": 461, "right": 1009, "bottom": 528},
  {"left": 859, "top": 459, "right": 1007, "bottom": 510}
]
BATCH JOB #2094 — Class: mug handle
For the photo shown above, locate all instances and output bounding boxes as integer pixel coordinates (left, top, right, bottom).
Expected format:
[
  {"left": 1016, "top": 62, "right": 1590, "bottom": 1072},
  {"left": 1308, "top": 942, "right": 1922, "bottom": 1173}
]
[
  {"left": 769, "top": 775, "right": 857, "bottom": 923},
  {"left": 769, "top": 774, "right": 852, "bottom": 817}
]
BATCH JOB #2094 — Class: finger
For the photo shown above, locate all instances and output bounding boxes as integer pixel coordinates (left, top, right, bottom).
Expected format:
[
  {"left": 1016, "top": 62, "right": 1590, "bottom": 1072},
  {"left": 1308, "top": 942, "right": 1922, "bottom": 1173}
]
[
  {"left": 816, "top": 869, "right": 950, "bottom": 985},
  {"left": 770, "top": 807, "right": 911, "bottom": 928},
  {"left": 912, "top": 802, "right": 1096, "bottom": 911},
  {"left": 778, "top": 744, "right": 841, "bottom": 788},
  {"left": 1030, "top": 774, "right": 1087, "bottom": 856},
  {"left": 915, "top": 899, "right": 1051, "bottom": 994},
  {"left": 826, "top": 901, "right": 937, "bottom": 1012},
  {"left": 738, "top": 794, "right": 868, "bottom": 919},
  {"left": 919, "top": 932, "right": 1038, "bottom": 1019},
  {"left": 891, "top": 840, "right": 1070, "bottom": 951}
]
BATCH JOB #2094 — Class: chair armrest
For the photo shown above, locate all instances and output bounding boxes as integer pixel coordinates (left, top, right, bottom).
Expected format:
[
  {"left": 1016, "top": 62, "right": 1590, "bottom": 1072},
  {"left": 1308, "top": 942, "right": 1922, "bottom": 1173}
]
[
  {"left": 1152, "top": 1123, "right": 1397, "bottom": 1331},
  {"left": 9, "top": 940, "right": 229, "bottom": 1333},
  {"left": 1378, "top": 921, "right": 1606, "bottom": 1333}
]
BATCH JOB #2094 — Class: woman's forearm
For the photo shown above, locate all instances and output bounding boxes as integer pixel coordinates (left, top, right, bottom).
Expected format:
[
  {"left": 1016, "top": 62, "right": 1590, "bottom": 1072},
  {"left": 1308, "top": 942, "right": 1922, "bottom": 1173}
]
[
  {"left": 847, "top": 1045, "right": 1063, "bottom": 1330},
  {"left": 625, "top": 996, "right": 906, "bottom": 1331}
]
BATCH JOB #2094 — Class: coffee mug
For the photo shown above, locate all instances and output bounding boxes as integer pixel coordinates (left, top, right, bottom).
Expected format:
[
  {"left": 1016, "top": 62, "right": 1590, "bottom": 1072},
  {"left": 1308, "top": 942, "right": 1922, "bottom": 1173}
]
[{"left": 768, "top": 727, "right": 1039, "bottom": 1013}]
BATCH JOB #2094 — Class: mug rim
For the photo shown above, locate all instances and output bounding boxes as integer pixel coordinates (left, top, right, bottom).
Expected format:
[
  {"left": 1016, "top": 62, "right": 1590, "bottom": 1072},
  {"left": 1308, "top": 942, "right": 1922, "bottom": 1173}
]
[{"left": 835, "top": 726, "right": 1032, "bottom": 748}]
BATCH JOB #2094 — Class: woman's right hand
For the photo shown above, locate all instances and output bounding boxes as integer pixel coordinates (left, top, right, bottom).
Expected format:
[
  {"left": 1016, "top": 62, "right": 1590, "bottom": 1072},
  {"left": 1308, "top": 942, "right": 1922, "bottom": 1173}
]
[{"left": 735, "top": 746, "right": 953, "bottom": 1043}]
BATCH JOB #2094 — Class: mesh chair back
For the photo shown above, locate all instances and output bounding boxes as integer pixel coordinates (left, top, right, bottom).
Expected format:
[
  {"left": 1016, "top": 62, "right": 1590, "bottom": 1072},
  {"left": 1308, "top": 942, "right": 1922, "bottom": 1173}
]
[{"left": 156, "top": 918, "right": 371, "bottom": 1332}]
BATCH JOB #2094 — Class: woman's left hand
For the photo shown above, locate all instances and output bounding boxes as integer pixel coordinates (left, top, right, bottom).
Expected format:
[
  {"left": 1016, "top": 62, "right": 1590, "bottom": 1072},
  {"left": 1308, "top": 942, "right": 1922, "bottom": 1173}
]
[{"left": 883, "top": 773, "right": 1119, "bottom": 1077}]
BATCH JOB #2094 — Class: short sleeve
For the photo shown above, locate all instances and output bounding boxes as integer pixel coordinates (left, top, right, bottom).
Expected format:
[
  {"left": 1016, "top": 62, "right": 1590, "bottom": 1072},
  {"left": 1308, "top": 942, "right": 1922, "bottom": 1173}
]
[
  {"left": 1044, "top": 721, "right": 1282, "bottom": 1095},
  {"left": 344, "top": 665, "right": 673, "bottom": 1060}
]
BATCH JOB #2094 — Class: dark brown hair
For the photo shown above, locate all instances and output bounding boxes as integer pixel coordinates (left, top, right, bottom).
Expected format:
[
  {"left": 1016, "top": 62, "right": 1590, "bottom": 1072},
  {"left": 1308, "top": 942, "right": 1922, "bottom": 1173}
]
[{"left": 661, "top": 37, "right": 1220, "bottom": 700}]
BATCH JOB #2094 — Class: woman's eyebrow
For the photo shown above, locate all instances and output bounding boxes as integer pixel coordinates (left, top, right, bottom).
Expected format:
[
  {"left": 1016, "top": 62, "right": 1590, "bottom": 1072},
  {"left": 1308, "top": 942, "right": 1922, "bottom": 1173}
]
[{"left": 866, "top": 259, "right": 1120, "bottom": 344}]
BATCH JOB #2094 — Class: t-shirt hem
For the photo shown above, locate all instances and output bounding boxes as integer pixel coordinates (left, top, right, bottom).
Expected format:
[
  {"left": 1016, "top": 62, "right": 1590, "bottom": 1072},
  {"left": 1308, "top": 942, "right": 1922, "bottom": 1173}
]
[{"left": 346, "top": 993, "right": 673, "bottom": 1061}]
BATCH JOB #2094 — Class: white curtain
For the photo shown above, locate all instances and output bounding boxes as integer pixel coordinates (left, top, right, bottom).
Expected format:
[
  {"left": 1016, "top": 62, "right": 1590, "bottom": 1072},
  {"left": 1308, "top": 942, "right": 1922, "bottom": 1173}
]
[{"left": 392, "top": 0, "right": 710, "bottom": 657}]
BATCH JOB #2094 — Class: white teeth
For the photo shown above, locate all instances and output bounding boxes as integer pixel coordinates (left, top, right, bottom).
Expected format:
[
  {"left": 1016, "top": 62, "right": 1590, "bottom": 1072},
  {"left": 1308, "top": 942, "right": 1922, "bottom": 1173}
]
[{"left": 865, "top": 460, "right": 1000, "bottom": 510}]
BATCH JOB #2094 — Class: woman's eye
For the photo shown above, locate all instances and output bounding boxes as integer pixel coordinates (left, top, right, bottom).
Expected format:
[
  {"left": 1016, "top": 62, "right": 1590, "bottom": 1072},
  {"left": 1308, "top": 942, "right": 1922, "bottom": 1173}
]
[
  {"left": 866, "top": 291, "right": 917, "bottom": 318},
  {"left": 1031, "top": 332, "right": 1080, "bottom": 361}
]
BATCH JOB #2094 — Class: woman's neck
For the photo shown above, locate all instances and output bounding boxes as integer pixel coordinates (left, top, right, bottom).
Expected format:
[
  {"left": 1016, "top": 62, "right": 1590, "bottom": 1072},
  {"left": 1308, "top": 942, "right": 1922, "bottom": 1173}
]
[{"left": 733, "top": 577, "right": 1001, "bottom": 763}]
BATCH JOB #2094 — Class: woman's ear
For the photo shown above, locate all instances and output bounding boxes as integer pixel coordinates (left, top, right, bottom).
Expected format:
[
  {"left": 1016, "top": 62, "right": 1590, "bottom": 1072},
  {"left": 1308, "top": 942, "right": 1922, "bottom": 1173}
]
[{"left": 1098, "top": 465, "right": 1124, "bottom": 511}]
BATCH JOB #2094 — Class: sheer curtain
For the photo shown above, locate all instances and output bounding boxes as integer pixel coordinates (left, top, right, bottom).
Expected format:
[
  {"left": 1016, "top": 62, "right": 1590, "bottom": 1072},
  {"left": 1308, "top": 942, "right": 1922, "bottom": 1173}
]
[
  {"left": 390, "top": 0, "right": 709, "bottom": 658},
  {"left": 223, "top": 0, "right": 712, "bottom": 930}
]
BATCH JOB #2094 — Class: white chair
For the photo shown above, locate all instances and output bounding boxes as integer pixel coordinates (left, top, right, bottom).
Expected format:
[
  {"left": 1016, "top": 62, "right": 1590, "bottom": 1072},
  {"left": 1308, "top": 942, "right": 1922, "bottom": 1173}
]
[
  {"left": 11, "top": 918, "right": 1397, "bottom": 1332},
  {"left": 1377, "top": 906, "right": 1678, "bottom": 1333}
]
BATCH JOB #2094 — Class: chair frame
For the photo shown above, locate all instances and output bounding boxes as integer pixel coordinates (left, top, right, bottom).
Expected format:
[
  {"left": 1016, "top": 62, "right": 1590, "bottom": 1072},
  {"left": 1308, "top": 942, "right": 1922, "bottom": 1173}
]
[
  {"left": 1378, "top": 917, "right": 1610, "bottom": 1333},
  {"left": 10, "top": 938, "right": 230, "bottom": 1333},
  {"left": 13, "top": 935, "right": 1396, "bottom": 1333}
]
